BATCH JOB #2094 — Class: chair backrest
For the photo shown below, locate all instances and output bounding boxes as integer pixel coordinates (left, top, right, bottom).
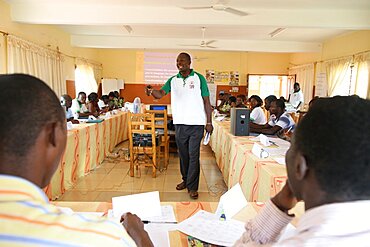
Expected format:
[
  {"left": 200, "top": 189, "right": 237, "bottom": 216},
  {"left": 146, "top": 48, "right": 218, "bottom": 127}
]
[
  {"left": 144, "top": 109, "right": 168, "bottom": 140},
  {"left": 128, "top": 112, "right": 156, "bottom": 148}
]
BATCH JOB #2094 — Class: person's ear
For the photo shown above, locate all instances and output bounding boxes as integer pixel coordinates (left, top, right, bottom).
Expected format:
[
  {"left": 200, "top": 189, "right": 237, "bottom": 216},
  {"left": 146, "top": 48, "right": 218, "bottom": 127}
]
[{"left": 295, "top": 152, "right": 308, "bottom": 181}]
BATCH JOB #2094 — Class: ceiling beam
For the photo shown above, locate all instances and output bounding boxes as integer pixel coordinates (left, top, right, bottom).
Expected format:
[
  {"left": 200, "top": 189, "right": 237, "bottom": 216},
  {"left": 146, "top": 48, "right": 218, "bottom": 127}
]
[
  {"left": 71, "top": 35, "right": 322, "bottom": 53},
  {"left": 11, "top": 3, "right": 370, "bottom": 29}
]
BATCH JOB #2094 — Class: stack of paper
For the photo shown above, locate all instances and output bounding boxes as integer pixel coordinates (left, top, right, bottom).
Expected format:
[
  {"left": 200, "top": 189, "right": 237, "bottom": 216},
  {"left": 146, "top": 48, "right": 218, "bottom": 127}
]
[{"left": 177, "top": 210, "right": 245, "bottom": 246}]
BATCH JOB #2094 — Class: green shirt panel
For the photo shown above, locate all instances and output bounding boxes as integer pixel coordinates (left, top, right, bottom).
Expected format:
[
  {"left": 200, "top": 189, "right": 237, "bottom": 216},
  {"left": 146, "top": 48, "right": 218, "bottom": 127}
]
[{"left": 195, "top": 72, "right": 210, "bottom": 97}]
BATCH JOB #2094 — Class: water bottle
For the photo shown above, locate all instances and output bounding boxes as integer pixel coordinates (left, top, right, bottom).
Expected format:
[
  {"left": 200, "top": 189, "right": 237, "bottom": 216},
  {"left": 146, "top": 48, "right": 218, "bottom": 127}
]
[{"left": 133, "top": 97, "right": 141, "bottom": 113}]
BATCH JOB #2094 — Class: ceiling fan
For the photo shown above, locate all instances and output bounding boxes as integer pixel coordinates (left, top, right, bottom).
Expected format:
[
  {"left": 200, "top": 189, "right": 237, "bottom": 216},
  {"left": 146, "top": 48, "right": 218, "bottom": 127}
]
[
  {"left": 181, "top": 2, "right": 248, "bottom": 17},
  {"left": 179, "top": 27, "right": 217, "bottom": 49}
]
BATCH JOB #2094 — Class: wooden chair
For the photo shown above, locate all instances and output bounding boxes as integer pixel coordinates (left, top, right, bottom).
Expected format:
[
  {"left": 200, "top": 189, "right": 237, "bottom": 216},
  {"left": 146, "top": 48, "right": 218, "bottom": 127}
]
[
  {"left": 144, "top": 109, "right": 170, "bottom": 170},
  {"left": 128, "top": 112, "right": 158, "bottom": 178}
]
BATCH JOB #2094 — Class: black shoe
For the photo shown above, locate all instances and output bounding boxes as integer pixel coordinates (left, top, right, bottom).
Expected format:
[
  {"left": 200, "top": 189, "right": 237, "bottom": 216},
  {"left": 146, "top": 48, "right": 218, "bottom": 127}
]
[
  {"left": 176, "top": 181, "right": 186, "bottom": 190},
  {"left": 189, "top": 190, "right": 198, "bottom": 199}
]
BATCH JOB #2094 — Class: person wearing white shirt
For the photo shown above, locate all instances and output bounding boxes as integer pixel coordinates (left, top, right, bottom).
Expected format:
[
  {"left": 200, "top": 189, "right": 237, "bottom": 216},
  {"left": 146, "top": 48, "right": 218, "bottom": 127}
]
[
  {"left": 71, "top": 92, "right": 89, "bottom": 118},
  {"left": 144, "top": 53, "right": 213, "bottom": 200},
  {"left": 234, "top": 95, "right": 370, "bottom": 246},
  {"left": 250, "top": 99, "right": 295, "bottom": 135},
  {"left": 248, "top": 95, "right": 267, "bottom": 125},
  {"left": 60, "top": 94, "right": 79, "bottom": 124},
  {"left": 288, "top": 82, "right": 304, "bottom": 109},
  {"left": 98, "top": 95, "right": 110, "bottom": 112}
]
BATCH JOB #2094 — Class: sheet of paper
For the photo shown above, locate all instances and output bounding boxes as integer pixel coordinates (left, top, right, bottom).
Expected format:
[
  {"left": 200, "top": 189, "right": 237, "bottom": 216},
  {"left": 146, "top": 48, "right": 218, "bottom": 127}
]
[
  {"left": 142, "top": 205, "right": 177, "bottom": 223},
  {"left": 273, "top": 157, "right": 286, "bottom": 165},
  {"left": 264, "top": 146, "right": 289, "bottom": 157},
  {"left": 144, "top": 226, "right": 171, "bottom": 247},
  {"left": 177, "top": 210, "right": 245, "bottom": 247},
  {"left": 112, "top": 191, "right": 161, "bottom": 218},
  {"left": 215, "top": 116, "right": 226, "bottom": 121},
  {"left": 259, "top": 134, "right": 271, "bottom": 147},
  {"left": 252, "top": 143, "right": 269, "bottom": 158},
  {"left": 215, "top": 183, "right": 247, "bottom": 220}
]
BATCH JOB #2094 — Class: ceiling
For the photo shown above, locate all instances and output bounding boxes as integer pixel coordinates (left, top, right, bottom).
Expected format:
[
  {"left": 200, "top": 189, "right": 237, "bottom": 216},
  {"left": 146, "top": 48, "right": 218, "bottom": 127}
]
[{"left": 5, "top": 0, "right": 370, "bottom": 52}]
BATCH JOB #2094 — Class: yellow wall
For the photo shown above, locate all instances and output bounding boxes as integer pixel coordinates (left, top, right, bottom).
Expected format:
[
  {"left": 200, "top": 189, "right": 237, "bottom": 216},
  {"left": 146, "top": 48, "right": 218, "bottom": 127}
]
[
  {"left": 0, "top": 0, "right": 100, "bottom": 79},
  {"left": 289, "top": 30, "right": 370, "bottom": 65},
  {"left": 98, "top": 49, "right": 291, "bottom": 85},
  {"left": 321, "top": 31, "right": 370, "bottom": 60}
]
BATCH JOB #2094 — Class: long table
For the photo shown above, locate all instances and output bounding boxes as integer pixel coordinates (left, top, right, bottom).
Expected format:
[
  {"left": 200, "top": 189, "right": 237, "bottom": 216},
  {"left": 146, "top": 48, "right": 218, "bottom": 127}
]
[
  {"left": 44, "top": 112, "right": 129, "bottom": 200},
  {"left": 53, "top": 201, "right": 305, "bottom": 246},
  {"left": 210, "top": 120, "right": 288, "bottom": 202}
]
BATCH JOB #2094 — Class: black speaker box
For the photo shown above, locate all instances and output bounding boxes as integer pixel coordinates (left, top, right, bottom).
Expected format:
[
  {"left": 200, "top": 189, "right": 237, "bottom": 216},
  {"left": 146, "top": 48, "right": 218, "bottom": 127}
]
[{"left": 230, "top": 108, "right": 250, "bottom": 136}]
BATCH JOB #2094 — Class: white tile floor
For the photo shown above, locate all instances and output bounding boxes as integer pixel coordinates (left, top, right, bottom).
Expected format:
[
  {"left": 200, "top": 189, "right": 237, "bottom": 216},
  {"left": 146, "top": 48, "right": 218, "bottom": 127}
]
[{"left": 57, "top": 142, "right": 227, "bottom": 202}]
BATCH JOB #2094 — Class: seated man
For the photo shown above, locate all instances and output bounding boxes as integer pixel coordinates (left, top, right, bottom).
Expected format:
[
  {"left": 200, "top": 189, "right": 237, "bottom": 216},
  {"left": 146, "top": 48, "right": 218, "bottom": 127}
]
[
  {"left": 234, "top": 95, "right": 370, "bottom": 245},
  {"left": 0, "top": 74, "right": 153, "bottom": 247},
  {"left": 236, "top": 95, "right": 247, "bottom": 108},
  {"left": 60, "top": 94, "right": 79, "bottom": 124},
  {"left": 71, "top": 91, "right": 90, "bottom": 118},
  {"left": 250, "top": 99, "right": 295, "bottom": 135},
  {"left": 98, "top": 95, "right": 110, "bottom": 112},
  {"left": 264, "top": 95, "right": 277, "bottom": 112}
]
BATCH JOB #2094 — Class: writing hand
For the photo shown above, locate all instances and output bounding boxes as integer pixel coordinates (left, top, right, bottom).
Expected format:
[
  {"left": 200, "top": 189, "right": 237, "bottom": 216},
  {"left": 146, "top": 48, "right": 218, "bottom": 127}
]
[{"left": 120, "top": 213, "right": 154, "bottom": 247}]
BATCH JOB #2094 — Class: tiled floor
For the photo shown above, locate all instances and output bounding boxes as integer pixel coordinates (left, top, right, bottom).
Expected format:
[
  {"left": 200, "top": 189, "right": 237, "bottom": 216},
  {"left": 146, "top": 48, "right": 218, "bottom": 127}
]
[{"left": 57, "top": 142, "right": 227, "bottom": 202}]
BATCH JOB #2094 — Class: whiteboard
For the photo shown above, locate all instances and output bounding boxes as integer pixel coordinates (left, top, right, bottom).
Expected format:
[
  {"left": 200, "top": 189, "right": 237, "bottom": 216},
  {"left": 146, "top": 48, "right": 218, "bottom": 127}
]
[{"left": 102, "top": 78, "right": 124, "bottom": 95}]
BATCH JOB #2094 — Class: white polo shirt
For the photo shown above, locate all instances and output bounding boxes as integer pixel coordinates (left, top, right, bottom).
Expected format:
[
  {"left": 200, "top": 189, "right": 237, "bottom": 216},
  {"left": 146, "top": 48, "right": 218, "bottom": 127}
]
[
  {"left": 71, "top": 99, "right": 88, "bottom": 116},
  {"left": 161, "top": 70, "right": 209, "bottom": 125},
  {"left": 250, "top": 106, "right": 267, "bottom": 125},
  {"left": 268, "top": 112, "right": 295, "bottom": 131},
  {"left": 289, "top": 90, "right": 304, "bottom": 108}
]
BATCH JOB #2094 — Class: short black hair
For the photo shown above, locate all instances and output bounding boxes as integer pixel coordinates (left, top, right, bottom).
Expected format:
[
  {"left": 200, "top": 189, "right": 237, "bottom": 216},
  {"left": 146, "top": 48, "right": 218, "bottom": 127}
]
[
  {"left": 0, "top": 74, "right": 65, "bottom": 157},
  {"left": 265, "top": 95, "right": 277, "bottom": 103},
  {"left": 274, "top": 99, "right": 286, "bottom": 111},
  {"left": 294, "top": 96, "right": 370, "bottom": 199},
  {"left": 248, "top": 95, "right": 263, "bottom": 107},
  {"left": 108, "top": 92, "right": 116, "bottom": 98},
  {"left": 179, "top": 52, "right": 191, "bottom": 62},
  {"left": 294, "top": 82, "right": 300, "bottom": 87},
  {"left": 78, "top": 92, "right": 86, "bottom": 97},
  {"left": 101, "top": 95, "right": 109, "bottom": 101},
  {"left": 229, "top": 96, "right": 237, "bottom": 103},
  {"left": 88, "top": 92, "right": 98, "bottom": 102}
]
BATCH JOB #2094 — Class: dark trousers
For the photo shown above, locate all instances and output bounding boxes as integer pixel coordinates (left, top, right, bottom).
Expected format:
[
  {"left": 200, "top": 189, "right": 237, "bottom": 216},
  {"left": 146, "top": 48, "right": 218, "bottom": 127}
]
[{"left": 175, "top": 124, "right": 204, "bottom": 191}]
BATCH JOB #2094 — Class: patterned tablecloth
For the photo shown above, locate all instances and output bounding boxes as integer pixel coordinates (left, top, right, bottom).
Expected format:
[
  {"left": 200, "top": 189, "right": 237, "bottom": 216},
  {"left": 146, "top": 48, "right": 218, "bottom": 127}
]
[
  {"left": 210, "top": 120, "right": 288, "bottom": 202},
  {"left": 52, "top": 201, "right": 305, "bottom": 246},
  {"left": 44, "top": 112, "right": 128, "bottom": 200}
]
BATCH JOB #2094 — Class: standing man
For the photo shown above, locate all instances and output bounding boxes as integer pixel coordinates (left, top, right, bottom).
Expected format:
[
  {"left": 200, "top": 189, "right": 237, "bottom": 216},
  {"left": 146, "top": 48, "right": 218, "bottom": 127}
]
[
  {"left": 145, "top": 52, "right": 213, "bottom": 199},
  {"left": 288, "top": 82, "right": 304, "bottom": 109}
]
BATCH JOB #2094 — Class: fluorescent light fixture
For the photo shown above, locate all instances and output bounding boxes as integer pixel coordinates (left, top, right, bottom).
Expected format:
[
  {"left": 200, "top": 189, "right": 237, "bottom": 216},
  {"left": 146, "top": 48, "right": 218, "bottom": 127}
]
[
  {"left": 123, "top": 25, "right": 133, "bottom": 34},
  {"left": 269, "top": 28, "right": 286, "bottom": 38}
]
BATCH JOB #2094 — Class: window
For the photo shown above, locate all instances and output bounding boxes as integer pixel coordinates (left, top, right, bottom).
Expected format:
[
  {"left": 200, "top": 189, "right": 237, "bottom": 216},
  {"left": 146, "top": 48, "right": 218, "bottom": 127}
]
[
  {"left": 75, "top": 63, "right": 98, "bottom": 96},
  {"left": 247, "top": 75, "right": 290, "bottom": 100}
]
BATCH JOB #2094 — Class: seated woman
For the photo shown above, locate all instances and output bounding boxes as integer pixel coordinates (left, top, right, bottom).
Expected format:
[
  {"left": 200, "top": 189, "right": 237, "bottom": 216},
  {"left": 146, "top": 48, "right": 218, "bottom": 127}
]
[
  {"left": 248, "top": 95, "right": 266, "bottom": 125},
  {"left": 250, "top": 99, "right": 295, "bottom": 135},
  {"left": 87, "top": 92, "right": 101, "bottom": 117}
]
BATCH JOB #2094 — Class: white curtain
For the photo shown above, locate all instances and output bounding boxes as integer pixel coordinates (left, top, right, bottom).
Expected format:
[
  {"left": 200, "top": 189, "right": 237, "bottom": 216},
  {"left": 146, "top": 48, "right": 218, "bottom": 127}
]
[
  {"left": 75, "top": 59, "right": 98, "bottom": 96},
  {"left": 6, "top": 35, "right": 65, "bottom": 97},
  {"left": 288, "top": 63, "right": 314, "bottom": 105},
  {"left": 324, "top": 57, "right": 352, "bottom": 97},
  {"left": 353, "top": 52, "right": 370, "bottom": 99}
]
